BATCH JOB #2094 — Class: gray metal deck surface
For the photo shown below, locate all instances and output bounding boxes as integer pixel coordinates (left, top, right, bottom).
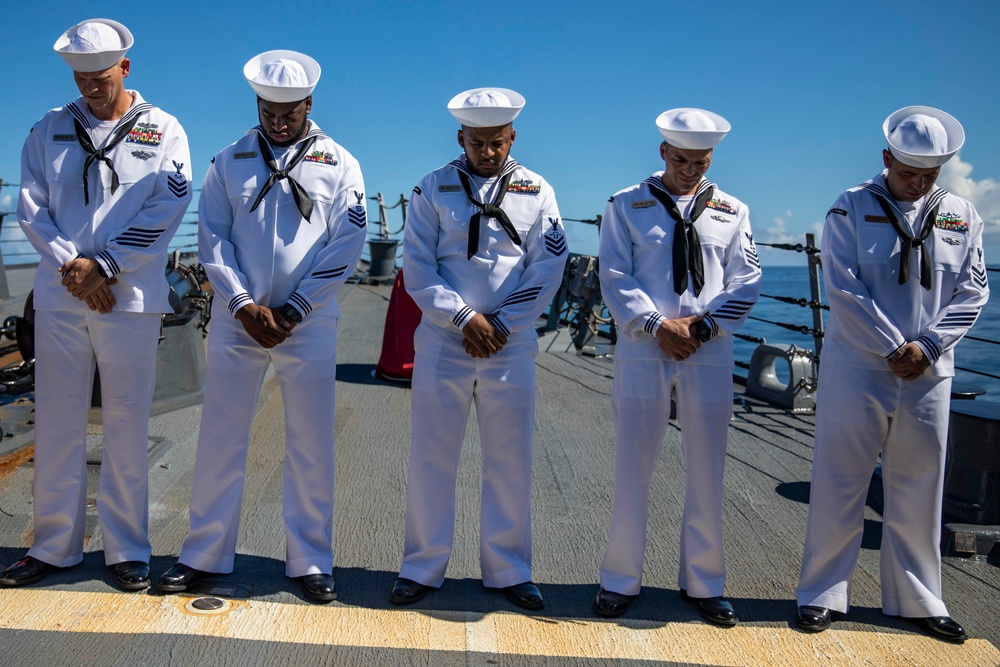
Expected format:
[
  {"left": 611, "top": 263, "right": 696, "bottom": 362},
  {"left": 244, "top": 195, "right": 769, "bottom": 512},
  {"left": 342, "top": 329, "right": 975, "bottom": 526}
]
[{"left": 0, "top": 268, "right": 998, "bottom": 666}]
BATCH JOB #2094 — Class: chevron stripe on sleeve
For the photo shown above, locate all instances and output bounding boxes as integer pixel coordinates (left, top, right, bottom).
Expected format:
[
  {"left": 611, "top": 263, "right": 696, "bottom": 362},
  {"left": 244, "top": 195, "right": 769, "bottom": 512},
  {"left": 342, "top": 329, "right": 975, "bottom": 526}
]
[{"left": 713, "top": 299, "right": 755, "bottom": 321}]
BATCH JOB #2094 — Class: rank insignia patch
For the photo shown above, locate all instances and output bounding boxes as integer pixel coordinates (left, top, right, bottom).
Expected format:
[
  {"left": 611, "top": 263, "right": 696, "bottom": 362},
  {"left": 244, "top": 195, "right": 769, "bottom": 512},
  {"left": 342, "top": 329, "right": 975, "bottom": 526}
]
[
  {"left": 864, "top": 214, "right": 890, "bottom": 223},
  {"left": 126, "top": 126, "right": 162, "bottom": 146},
  {"left": 167, "top": 161, "right": 188, "bottom": 199},
  {"left": 706, "top": 199, "right": 736, "bottom": 215},
  {"left": 303, "top": 151, "right": 338, "bottom": 166},
  {"left": 744, "top": 231, "right": 760, "bottom": 270},
  {"left": 412, "top": 186, "right": 422, "bottom": 196},
  {"left": 543, "top": 217, "right": 567, "bottom": 256},
  {"left": 347, "top": 190, "right": 367, "bottom": 228},
  {"left": 438, "top": 184, "right": 462, "bottom": 193},
  {"left": 507, "top": 179, "right": 541, "bottom": 194},
  {"left": 827, "top": 207, "right": 848, "bottom": 217},
  {"left": 131, "top": 150, "right": 155, "bottom": 161},
  {"left": 632, "top": 200, "right": 656, "bottom": 209},
  {"left": 973, "top": 248, "right": 988, "bottom": 289},
  {"left": 935, "top": 212, "right": 968, "bottom": 233},
  {"left": 53, "top": 134, "right": 77, "bottom": 142},
  {"left": 234, "top": 151, "right": 257, "bottom": 160}
]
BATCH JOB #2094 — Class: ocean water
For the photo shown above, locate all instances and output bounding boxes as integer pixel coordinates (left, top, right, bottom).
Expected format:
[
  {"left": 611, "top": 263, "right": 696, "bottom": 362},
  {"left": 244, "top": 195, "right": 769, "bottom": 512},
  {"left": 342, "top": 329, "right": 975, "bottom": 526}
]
[{"left": 738, "top": 264, "right": 1000, "bottom": 402}]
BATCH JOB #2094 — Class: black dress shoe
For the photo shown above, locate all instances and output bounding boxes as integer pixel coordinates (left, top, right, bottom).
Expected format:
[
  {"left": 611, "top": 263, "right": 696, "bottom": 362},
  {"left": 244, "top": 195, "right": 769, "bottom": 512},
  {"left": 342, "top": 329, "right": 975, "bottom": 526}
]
[
  {"left": 389, "top": 577, "right": 433, "bottom": 605},
  {"left": 796, "top": 605, "right": 831, "bottom": 632},
  {"left": 916, "top": 616, "right": 967, "bottom": 643},
  {"left": 680, "top": 589, "right": 738, "bottom": 627},
  {"left": 503, "top": 581, "right": 544, "bottom": 610},
  {"left": 300, "top": 573, "right": 336, "bottom": 602},
  {"left": 594, "top": 588, "right": 635, "bottom": 618},
  {"left": 111, "top": 561, "right": 150, "bottom": 591},
  {"left": 156, "top": 563, "right": 205, "bottom": 592},
  {"left": 0, "top": 556, "right": 56, "bottom": 587}
]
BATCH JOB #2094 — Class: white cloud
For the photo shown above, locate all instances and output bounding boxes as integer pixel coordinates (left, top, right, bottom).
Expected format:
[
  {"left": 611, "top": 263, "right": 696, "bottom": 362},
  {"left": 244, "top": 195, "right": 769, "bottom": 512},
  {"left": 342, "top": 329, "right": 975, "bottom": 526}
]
[
  {"left": 0, "top": 193, "right": 11, "bottom": 211},
  {"left": 761, "top": 213, "right": 823, "bottom": 246},
  {"left": 938, "top": 155, "right": 1000, "bottom": 246},
  {"left": 765, "top": 215, "right": 794, "bottom": 243},
  {"left": 756, "top": 212, "right": 824, "bottom": 265}
]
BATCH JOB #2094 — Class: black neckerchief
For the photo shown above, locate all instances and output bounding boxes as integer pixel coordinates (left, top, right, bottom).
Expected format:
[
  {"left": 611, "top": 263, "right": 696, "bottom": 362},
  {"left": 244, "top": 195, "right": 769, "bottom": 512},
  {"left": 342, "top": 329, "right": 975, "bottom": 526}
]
[
  {"left": 250, "top": 130, "right": 318, "bottom": 222},
  {"left": 450, "top": 158, "right": 521, "bottom": 260},
  {"left": 66, "top": 100, "right": 151, "bottom": 205},
  {"left": 864, "top": 180, "right": 947, "bottom": 290},
  {"left": 646, "top": 178, "right": 715, "bottom": 296}
]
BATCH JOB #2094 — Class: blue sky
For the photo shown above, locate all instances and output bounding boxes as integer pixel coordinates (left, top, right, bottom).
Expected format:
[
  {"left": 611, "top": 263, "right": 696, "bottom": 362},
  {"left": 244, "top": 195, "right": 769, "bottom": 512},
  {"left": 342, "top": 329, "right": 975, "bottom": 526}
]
[{"left": 2, "top": 0, "right": 998, "bottom": 265}]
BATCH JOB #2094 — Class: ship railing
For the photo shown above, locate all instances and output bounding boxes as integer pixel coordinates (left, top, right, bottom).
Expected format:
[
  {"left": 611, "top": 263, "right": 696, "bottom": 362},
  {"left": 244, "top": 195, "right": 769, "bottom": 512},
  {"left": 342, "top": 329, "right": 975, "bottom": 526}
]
[
  {"left": 745, "top": 235, "right": 1000, "bottom": 410},
  {"left": 537, "top": 223, "right": 1000, "bottom": 412},
  {"left": 750, "top": 232, "right": 827, "bottom": 357},
  {"left": 4, "top": 171, "right": 998, "bottom": 393},
  {"left": 0, "top": 186, "right": 411, "bottom": 275},
  {"left": 952, "top": 267, "right": 1000, "bottom": 385},
  {"left": 0, "top": 178, "right": 202, "bottom": 265}
]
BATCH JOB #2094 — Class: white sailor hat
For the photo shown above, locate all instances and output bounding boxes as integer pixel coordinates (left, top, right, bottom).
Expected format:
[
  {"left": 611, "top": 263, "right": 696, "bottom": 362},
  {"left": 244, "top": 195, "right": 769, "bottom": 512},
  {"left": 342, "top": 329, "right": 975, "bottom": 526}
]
[
  {"left": 448, "top": 87, "right": 525, "bottom": 128},
  {"left": 656, "top": 108, "right": 731, "bottom": 150},
  {"left": 244, "top": 50, "right": 321, "bottom": 103},
  {"left": 53, "top": 19, "right": 133, "bottom": 73},
  {"left": 883, "top": 106, "right": 964, "bottom": 169}
]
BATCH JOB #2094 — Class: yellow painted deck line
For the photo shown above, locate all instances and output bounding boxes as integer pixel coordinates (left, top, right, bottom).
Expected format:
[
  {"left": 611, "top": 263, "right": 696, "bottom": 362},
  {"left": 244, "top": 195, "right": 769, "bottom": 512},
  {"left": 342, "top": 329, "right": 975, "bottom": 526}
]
[{"left": 0, "top": 589, "right": 997, "bottom": 666}]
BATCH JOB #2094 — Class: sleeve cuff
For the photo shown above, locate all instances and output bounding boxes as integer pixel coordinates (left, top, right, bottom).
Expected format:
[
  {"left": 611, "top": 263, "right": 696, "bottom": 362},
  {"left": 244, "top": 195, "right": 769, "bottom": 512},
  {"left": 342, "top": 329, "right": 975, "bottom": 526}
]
[
  {"left": 490, "top": 314, "right": 511, "bottom": 338},
  {"left": 643, "top": 312, "right": 664, "bottom": 336},
  {"left": 94, "top": 250, "right": 121, "bottom": 278},
  {"left": 228, "top": 292, "right": 254, "bottom": 316},
  {"left": 287, "top": 292, "right": 313, "bottom": 319},
  {"left": 453, "top": 304, "right": 478, "bottom": 331},
  {"left": 913, "top": 335, "right": 942, "bottom": 365},
  {"left": 885, "top": 342, "right": 906, "bottom": 360},
  {"left": 704, "top": 313, "right": 720, "bottom": 339}
]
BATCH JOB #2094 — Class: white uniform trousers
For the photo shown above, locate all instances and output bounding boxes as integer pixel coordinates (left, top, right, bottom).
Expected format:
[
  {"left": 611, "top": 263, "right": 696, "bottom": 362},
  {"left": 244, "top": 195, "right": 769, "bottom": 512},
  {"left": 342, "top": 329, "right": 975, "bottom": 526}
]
[
  {"left": 797, "top": 362, "right": 951, "bottom": 617},
  {"left": 178, "top": 312, "right": 339, "bottom": 578},
  {"left": 600, "top": 359, "right": 732, "bottom": 598},
  {"left": 29, "top": 309, "right": 160, "bottom": 567},
  {"left": 399, "top": 322, "right": 537, "bottom": 589}
]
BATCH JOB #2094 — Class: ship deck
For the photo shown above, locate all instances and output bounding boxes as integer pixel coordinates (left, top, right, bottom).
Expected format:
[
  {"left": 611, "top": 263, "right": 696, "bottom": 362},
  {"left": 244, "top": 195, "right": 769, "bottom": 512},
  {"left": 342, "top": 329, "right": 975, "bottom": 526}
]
[{"left": 0, "top": 266, "right": 998, "bottom": 666}]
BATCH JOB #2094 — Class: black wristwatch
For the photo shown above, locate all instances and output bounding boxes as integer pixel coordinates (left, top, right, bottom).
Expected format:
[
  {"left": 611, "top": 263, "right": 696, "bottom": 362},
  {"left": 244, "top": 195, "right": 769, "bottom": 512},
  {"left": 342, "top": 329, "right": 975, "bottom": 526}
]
[
  {"left": 694, "top": 319, "right": 712, "bottom": 343},
  {"left": 279, "top": 303, "right": 303, "bottom": 324}
]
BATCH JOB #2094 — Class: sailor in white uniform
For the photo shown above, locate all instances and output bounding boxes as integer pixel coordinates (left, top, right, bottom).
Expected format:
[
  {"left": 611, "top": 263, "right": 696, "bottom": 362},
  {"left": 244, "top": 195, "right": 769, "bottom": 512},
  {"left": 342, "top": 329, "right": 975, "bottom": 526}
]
[
  {"left": 0, "top": 19, "right": 191, "bottom": 591},
  {"left": 156, "top": 51, "right": 366, "bottom": 602},
  {"left": 796, "top": 107, "right": 988, "bottom": 643},
  {"left": 594, "top": 109, "right": 761, "bottom": 625},
  {"left": 389, "top": 88, "right": 568, "bottom": 610}
]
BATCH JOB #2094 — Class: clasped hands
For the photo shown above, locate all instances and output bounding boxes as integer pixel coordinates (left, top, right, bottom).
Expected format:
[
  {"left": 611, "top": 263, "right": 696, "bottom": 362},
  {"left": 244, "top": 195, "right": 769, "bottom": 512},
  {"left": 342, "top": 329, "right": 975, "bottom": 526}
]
[
  {"left": 655, "top": 314, "right": 704, "bottom": 361},
  {"left": 60, "top": 257, "right": 117, "bottom": 314},
  {"left": 887, "top": 342, "right": 930, "bottom": 380},
  {"left": 235, "top": 304, "right": 297, "bottom": 349},
  {"left": 462, "top": 313, "right": 507, "bottom": 358}
]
